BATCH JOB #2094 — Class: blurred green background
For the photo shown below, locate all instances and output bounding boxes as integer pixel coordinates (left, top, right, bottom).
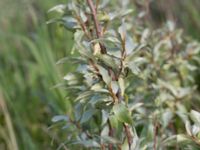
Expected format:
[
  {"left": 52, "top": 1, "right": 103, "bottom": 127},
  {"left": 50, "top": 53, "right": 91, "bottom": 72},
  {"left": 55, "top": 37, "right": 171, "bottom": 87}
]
[{"left": 0, "top": 0, "right": 199, "bottom": 149}]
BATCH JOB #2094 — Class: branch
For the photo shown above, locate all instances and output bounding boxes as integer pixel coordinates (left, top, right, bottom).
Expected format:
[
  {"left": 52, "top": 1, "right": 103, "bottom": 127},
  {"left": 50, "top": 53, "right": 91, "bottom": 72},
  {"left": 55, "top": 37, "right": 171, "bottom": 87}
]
[
  {"left": 86, "top": 0, "right": 107, "bottom": 54},
  {"left": 86, "top": 0, "right": 101, "bottom": 38},
  {"left": 124, "top": 124, "right": 133, "bottom": 150},
  {"left": 108, "top": 119, "right": 114, "bottom": 150}
]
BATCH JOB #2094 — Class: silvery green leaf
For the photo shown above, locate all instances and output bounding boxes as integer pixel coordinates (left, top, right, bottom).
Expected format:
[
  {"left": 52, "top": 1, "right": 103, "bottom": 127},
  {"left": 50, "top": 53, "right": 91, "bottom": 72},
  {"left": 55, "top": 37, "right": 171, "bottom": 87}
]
[
  {"left": 176, "top": 134, "right": 192, "bottom": 144},
  {"left": 99, "top": 0, "right": 109, "bottom": 9},
  {"left": 176, "top": 103, "right": 188, "bottom": 122},
  {"left": 127, "top": 62, "right": 141, "bottom": 75},
  {"left": 101, "top": 136, "right": 120, "bottom": 144},
  {"left": 129, "top": 103, "right": 143, "bottom": 112},
  {"left": 118, "top": 22, "right": 126, "bottom": 41},
  {"left": 101, "top": 110, "right": 109, "bottom": 126},
  {"left": 75, "top": 140, "right": 100, "bottom": 148},
  {"left": 192, "top": 124, "right": 200, "bottom": 136},
  {"left": 120, "top": 0, "right": 129, "bottom": 8},
  {"left": 63, "top": 73, "right": 76, "bottom": 81},
  {"left": 162, "top": 135, "right": 177, "bottom": 146},
  {"left": 75, "top": 91, "right": 94, "bottom": 102},
  {"left": 101, "top": 125, "right": 109, "bottom": 137},
  {"left": 108, "top": 12, "right": 118, "bottom": 20},
  {"left": 185, "top": 121, "right": 192, "bottom": 136},
  {"left": 120, "top": 9, "right": 134, "bottom": 17},
  {"left": 75, "top": 103, "right": 83, "bottom": 121},
  {"left": 62, "top": 16, "right": 78, "bottom": 30},
  {"left": 111, "top": 81, "right": 119, "bottom": 94},
  {"left": 167, "top": 20, "right": 175, "bottom": 31},
  {"left": 121, "top": 138, "right": 129, "bottom": 150},
  {"left": 80, "top": 109, "right": 96, "bottom": 124},
  {"left": 125, "top": 34, "right": 136, "bottom": 54},
  {"left": 141, "top": 29, "right": 150, "bottom": 43},
  {"left": 109, "top": 115, "right": 119, "bottom": 129},
  {"left": 48, "top": 4, "right": 66, "bottom": 13},
  {"left": 46, "top": 18, "right": 59, "bottom": 25},
  {"left": 96, "top": 54, "right": 119, "bottom": 69},
  {"left": 163, "top": 134, "right": 192, "bottom": 146},
  {"left": 118, "top": 77, "right": 125, "bottom": 96},
  {"left": 190, "top": 110, "right": 200, "bottom": 126},
  {"left": 91, "top": 83, "right": 103, "bottom": 91},
  {"left": 97, "top": 12, "right": 110, "bottom": 22},
  {"left": 162, "top": 109, "right": 173, "bottom": 128},
  {"left": 80, "top": 11, "right": 87, "bottom": 22},
  {"left": 52, "top": 115, "right": 69, "bottom": 122},
  {"left": 113, "top": 103, "right": 132, "bottom": 124},
  {"left": 125, "top": 44, "right": 147, "bottom": 63},
  {"left": 97, "top": 65, "right": 111, "bottom": 85}
]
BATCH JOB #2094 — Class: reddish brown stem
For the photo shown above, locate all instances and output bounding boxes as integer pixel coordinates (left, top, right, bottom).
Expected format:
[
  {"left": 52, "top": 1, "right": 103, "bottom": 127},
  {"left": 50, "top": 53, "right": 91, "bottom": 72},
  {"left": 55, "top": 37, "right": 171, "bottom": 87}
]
[
  {"left": 108, "top": 119, "right": 114, "bottom": 150},
  {"left": 153, "top": 122, "right": 158, "bottom": 150},
  {"left": 86, "top": 0, "right": 107, "bottom": 54},
  {"left": 86, "top": 0, "right": 101, "bottom": 38},
  {"left": 124, "top": 124, "right": 133, "bottom": 150}
]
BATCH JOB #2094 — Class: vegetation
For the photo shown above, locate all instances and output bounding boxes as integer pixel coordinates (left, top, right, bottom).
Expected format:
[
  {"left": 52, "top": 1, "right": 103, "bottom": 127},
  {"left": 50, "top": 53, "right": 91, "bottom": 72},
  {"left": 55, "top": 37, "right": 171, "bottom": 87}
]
[
  {"left": 0, "top": 0, "right": 200, "bottom": 150},
  {"left": 49, "top": 0, "right": 200, "bottom": 149}
]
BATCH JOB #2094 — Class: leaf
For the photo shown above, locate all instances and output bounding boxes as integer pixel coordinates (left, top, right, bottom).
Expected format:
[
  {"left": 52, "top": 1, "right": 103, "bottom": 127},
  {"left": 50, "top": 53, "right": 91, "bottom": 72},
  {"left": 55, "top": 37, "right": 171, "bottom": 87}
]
[
  {"left": 127, "top": 57, "right": 147, "bottom": 75},
  {"left": 56, "top": 57, "right": 85, "bottom": 65},
  {"left": 125, "top": 34, "right": 136, "bottom": 55},
  {"left": 61, "top": 16, "right": 78, "bottom": 30},
  {"left": 75, "top": 140, "right": 100, "bottom": 148},
  {"left": 75, "top": 103, "right": 83, "bottom": 121},
  {"left": 129, "top": 103, "right": 143, "bottom": 112},
  {"left": 185, "top": 121, "right": 192, "bottom": 136},
  {"left": 127, "top": 62, "right": 141, "bottom": 75},
  {"left": 118, "top": 22, "right": 126, "bottom": 42},
  {"left": 125, "top": 43, "right": 147, "bottom": 63},
  {"left": 97, "top": 12, "right": 110, "bottom": 22},
  {"left": 80, "top": 109, "right": 96, "bottom": 124},
  {"left": 176, "top": 134, "right": 192, "bottom": 143},
  {"left": 191, "top": 124, "right": 200, "bottom": 136},
  {"left": 101, "top": 136, "right": 120, "bottom": 144},
  {"left": 80, "top": 11, "right": 87, "bottom": 22},
  {"left": 101, "top": 110, "right": 109, "bottom": 126},
  {"left": 97, "top": 65, "right": 111, "bottom": 85},
  {"left": 93, "top": 43, "right": 101, "bottom": 55},
  {"left": 162, "top": 109, "right": 173, "bottom": 128},
  {"left": 163, "top": 134, "right": 193, "bottom": 146},
  {"left": 118, "top": 77, "right": 125, "bottom": 96},
  {"left": 121, "top": 138, "right": 129, "bottom": 150},
  {"left": 110, "top": 81, "right": 119, "bottom": 94},
  {"left": 48, "top": 4, "right": 66, "bottom": 13},
  {"left": 109, "top": 115, "right": 119, "bottom": 129},
  {"left": 120, "top": 9, "right": 134, "bottom": 17},
  {"left": 190, "top": 110, "right": 200, "bottom": 126},
  {"left": 75, "top": 91, "right": 94, "bottom": 102},
  {"left": 113, "top": 103, "right": 132, "bottom": 124},
  {"left": 141, "top": 28, "right": 150, "bottom": 43},
  {"left": 52, "top": 115, "right": 69, "bottom": 123},
  {"left": 96, "top": 54, "right": 119, "bottom": 69}
]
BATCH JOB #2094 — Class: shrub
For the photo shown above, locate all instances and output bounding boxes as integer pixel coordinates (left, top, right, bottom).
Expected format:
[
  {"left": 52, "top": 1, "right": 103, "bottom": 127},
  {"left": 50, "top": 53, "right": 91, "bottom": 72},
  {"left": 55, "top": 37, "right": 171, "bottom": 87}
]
[{"left": 48, "top": 0, "right": 200, "bottom": 149}]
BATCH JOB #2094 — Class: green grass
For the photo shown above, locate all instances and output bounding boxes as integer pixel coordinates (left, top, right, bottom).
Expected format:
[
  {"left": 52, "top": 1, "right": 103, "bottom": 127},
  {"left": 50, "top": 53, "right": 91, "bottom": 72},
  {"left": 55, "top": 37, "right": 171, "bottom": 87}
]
[{"left": 0, "top": 0, "right": 73, "bottom": 149}]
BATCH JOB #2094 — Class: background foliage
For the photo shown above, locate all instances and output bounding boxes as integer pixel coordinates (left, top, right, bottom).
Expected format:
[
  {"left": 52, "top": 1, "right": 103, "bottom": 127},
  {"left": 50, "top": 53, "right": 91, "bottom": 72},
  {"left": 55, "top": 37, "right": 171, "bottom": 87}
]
[{"left": 0, "top": 0, "right": 200, "bottom": 150}]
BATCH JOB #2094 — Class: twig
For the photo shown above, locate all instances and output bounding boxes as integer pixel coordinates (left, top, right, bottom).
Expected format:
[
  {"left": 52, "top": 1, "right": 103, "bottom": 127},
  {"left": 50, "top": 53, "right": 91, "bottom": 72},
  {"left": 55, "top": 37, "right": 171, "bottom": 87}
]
[
  {"left": 86, "top": 0, "right": 107, "bottom": 54},
  {"left": 124, "top": 124, "right": 133, "bottom": 150},
  {"left": 75, "top": 15, "right": 92, "bottom": 39},
  {"left": 86, "top": 0, "right": 101, "bottom": 38},
  {"left": 153, "top": 121, "right": 158, "bottom": 150},
  {"left": 108, "top": 119, "right": 114, "bottom": 150}
]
